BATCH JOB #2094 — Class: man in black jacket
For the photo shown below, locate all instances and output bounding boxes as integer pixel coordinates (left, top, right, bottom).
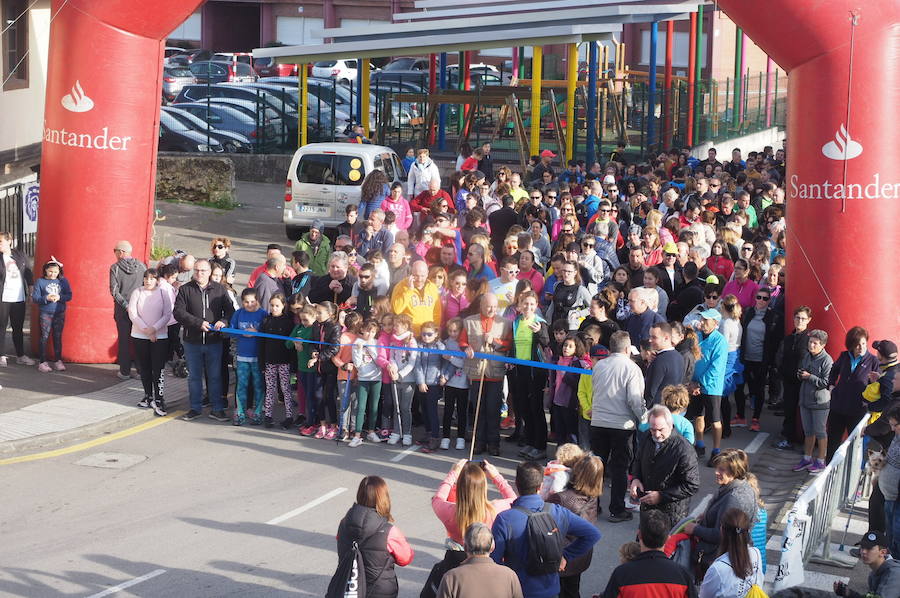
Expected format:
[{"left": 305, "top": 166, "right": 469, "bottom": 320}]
[
  {"left": 488, "top": 195, "right": 518, "bottom": 256},
  {"left": 173, "top": 259, "right": 235, "bottom": 422},
  {"left": 629, "top": 405, "right": 700, "bottom": 529},
  {"left": 307, "top": 252, "right": 356, "bottom": 305},
  {"left": 645, "top": 323, "right": 685, "bottom": 407},
  {"left": 667, "top": 262, "right": 704, "bottom": 322},
  {"left": 775, "top": 305, "right": 812, "bottom": 450}
]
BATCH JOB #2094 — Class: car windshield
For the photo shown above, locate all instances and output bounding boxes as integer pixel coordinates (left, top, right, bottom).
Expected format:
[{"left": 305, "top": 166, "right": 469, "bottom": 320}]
[
  {"left": 165, "top": 109, "right": 206, "bottom": 129},
  {"left": 168, "top": 68, "right": 193, "bottom": 77},
  {"left": 384, "top": 58, "right": 416, "bottom": 71},
  {"left": 314, "top": 61, "right": 337, "bottom": 67},
  {"left": 191, "top": 62, "right": 224, "bottom": 75},
  {"left": 159, "top": 111, "right": 192, "bottom": 133}
]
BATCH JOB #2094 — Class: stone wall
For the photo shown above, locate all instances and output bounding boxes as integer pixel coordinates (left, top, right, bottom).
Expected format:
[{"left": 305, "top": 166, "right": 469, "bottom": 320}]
[
  {"left": 227, "top": 153, "right": 294, "bottom": 184},
  {"left": 156, "top": 153, "right": 235, "bottom": 205}
]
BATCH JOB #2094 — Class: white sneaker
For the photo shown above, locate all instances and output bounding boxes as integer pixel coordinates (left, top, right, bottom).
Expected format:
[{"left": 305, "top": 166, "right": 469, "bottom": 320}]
[
  {"left": 402, "top": 434, "right": 413, "bottom": 446},
  {"left": 348, "top": 436, "right": 363, "bottom": 448},
  {"left": 0, "top": 356, "right": 7, "bottom": 367},
  {"left": 455, "top": 438, "right": 466, "bottom": 450},
  {"left": 386, "top": 433, "right": 401, "bottom": 445},
  {"left": 439, "top": 438, "right": 451, "bottom": 450},
  {"left": 53, "top": 360, "right": 66, "bottom": 371},
  {"left": 37, "top": 362, "right": 53, "bottom": 373},
  {"left": 16, "top": 355, "right": 35, "bottom": 366},
  {"left": 367, "top": 432, "right": 383, "bottom": 443}
]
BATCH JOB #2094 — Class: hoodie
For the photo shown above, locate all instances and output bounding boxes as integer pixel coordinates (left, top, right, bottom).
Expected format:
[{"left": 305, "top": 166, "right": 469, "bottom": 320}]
[
  {"left": 32, "top": 277, "right": 73, "bottom": 314},
  {"left": 127, "top": 286, "right": 172, "bottom": 339},
  {"left": 388, "top": 330, "right": 419, "bottom": 383},
  {"left": 109, "top": 257, "right": 146, "bottom": 309}
]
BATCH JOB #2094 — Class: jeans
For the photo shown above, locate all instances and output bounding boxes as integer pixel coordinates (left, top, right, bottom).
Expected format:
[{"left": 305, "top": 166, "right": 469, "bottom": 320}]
[
  {"left": 423, "top": 385, "right": 443, "bottom": 439},
  {"left": 470, "top": 379, "right": 503, "bottom": 448},
  {"left": 886, "top": 499, "right": 900, "bottom": 558},
  {"left": 183, "top": 341, "right": 224, "bottom": 412},
  {"left": 38, "top": 310, "right": 65, "bottom": 362},
  {"left": 337, "top": 379, "right": 357, "bottom": 431},
  {"left": 298, "top": 370, "right": 319, "bottom": 422},
  {"left": 113, "top": 304, "right": 135, "bottom": 375},
  {"left": 235, "top": 360, "right": 264, "bottom": 415},
  {"left": 356, "top": 380, "right": 382, "bottom": 432},
  {"left": 0, "top": 300, "right": 26, "bottom": 357},
  {"left": 590, "top": 426, "right": 635, "bottom": 516},
  {"left": 133, "top": 337, "right": 167, "bottom": 401}
]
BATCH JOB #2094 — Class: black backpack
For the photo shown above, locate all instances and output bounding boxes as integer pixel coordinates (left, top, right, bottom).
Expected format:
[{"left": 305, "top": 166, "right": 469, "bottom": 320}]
[
  {"left": 514, "top": 504, "right": 565, "bottom": 575},
  {"left": 326, "top": 540, "right": 367, "bottom": 598}
]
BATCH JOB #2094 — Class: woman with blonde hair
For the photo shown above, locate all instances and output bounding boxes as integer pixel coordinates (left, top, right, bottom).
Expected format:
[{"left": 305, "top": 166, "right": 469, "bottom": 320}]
[
  {"left": 719, "top": 294, "right": 744, "bottom": 436},
  {"left": 333, "top": 476, "right": 414, "bottom": 598},
  {"left": 641, "top": 225, "right": 663, "bottom": 267},
  {"left": 547, "top": 455, "right": 605, "bottom": 597}
]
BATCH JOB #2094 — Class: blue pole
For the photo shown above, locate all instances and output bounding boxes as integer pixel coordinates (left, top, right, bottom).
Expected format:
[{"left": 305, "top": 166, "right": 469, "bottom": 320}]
[
  {"left": 586, "top": 41, "right": 598, "bottom": 165},
  {"left": 356, "top": 58, "right": 364, "bottom": 125},
  {"left": 438, "top": 52, "right": 448, "bottom": 150},
  {"left": 647, "top": 22, "right": 658, "bottom": 155}
]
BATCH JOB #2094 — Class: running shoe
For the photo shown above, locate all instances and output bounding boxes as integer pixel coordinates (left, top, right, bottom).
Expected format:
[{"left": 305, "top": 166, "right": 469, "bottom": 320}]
[
  {"left": 455, "top": 438, "right": 466, "bottom": 450},
  {"left": 808, "top": 460, "right": 826, "bottom": 474},
  {"left": 402, "top": 434, "right": 413, "bottom": 446},
  {"left": 730, "top": 417, "right": 747, "bottom": 428},
  {"left": 150, "top": 399, "right": 168, "bottom": 417},
  {"left": 299, "top": 425, "right": 317, "bottom": 436},
  {"left": 52, "top": 360, "right": 66, "bottom": 371},
  {"left": 775, "top": 439, "right": 794, "bottom": 451},
  {"left": 386, "top": 433, "right": 401, "bottom": 445},
  {"left": 16, "top": 355, "right": 35, "bottom": 366},
  {"left": 439, "top": 438, "right": 451, "bottom": 450},
  {"left": 209, "top": 410, "right": 229, "bottom": 422},
  {"left": 137, "top": 397, "right": 152, "bottom": 409},
  {"left": 314, "top": 425, "right": 327, "bottom": 439},
  {"left": 366, "top": 432, "right": 383, "bottom": 443},
  {"left": 182, "top": 410, "right": 201, "bottom": 421},
  {"left": 749, "top": 419, "right": 761, "bottom": 432},
  {"left": 348, "top": 436, "right": 363, "bottom": 448},
  {"left": 37, "top": 362, "right": 52, "bottom": 373},
  {"left": 792, "top": 457, "right": 813, "bottom": 472},
  {"left": 324, "top": 426, "right": 337, "bottom": 440}
]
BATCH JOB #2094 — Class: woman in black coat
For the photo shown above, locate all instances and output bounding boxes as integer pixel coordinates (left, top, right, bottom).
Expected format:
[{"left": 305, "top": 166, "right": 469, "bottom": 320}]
[
  {"left": 826, "top": 326, "right": 880, "bottom": 462},
  {"left": 735, "top": 287, "right": 784, "bottom": 429}
]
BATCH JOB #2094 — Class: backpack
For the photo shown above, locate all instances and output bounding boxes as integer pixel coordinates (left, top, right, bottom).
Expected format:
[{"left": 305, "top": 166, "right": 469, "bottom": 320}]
[
  {"left": 513, "top": 504, "right": 565, "bottom": 576},
  {"left": 326, "top": 540, "right": 367, "bottom": 598}
]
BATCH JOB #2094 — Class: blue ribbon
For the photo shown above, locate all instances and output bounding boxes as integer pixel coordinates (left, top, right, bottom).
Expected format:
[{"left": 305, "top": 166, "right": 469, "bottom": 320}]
[{"left": 220, "top": 327, "right": 593, "bottom": 375}]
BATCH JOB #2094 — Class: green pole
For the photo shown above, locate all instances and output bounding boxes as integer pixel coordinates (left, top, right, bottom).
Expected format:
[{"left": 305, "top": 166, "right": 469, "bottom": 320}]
[
  {"left": 458, "top": 51, "right": 465, "bottom": 133},
  {"left": 733, "top": 27, "right": 741, "bottom": 131},
  {"left": 692, "top": 4, "right": 704, "bottom": 144}
]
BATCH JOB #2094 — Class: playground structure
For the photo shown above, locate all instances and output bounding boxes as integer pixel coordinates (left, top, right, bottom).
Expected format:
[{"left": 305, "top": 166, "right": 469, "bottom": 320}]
[{"left": 33, "top": 0, "right": 900, "bottom": 366}]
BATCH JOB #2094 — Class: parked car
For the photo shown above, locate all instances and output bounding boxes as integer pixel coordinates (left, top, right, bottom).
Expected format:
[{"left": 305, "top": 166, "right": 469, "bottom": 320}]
[
  {"left": 213, "top": 52, "right": 254, "bottom": 65},
  {"left": 174, "top": 85, "right": 297, "bottom": 136},
  {"left": 168, "top": 102, "right": 279, "bottom": 152},
  {"left": 164, "top": 46, "right": 188, "bottom": 67},
  {"left": 158, "top": 110, "right": 225, "bottom": 153},
  {"left": 310, "top": 59, "right": 375, "bottom": 84},
  {"left": 241, "top": 82, "right": 351, "bottom": 137},
  {"left": 201, "top": 97, "right": 289, "bottom": 146},
  {"left": 254, "top": 57, "right": 298, "bottom": 78},
  {"left": 179, "top": 49, "right": 214, "bottom": 64},
  {"left": 189, "top": 61, "right": 256, "bottom": 84},
  {"left": 371, "top": 57, "right": 429, "bottom": 87},
  {"left": 283, "top": 142, "right": 405, "bottom": 239},
  {"left": 161, "top": 106, "right": 253, "bottom": 153},
  {"left": 162, "top": 66, "right": 197, "bottom": 104}
]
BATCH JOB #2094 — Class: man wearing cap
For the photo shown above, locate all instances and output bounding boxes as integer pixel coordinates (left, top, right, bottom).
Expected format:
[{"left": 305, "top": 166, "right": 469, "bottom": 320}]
[
  {"left": 294, "top": 221, "right": 332, "bottom": 276},
  {"left": 530, "top": 149, "right": 556, "bottom": 183},
  {"left": 667, "top": 262, "right": 704, "bottom": 322},
  {"left": 110, "top": 240, "right": 147, "bottom": 379},
  {"left": 688, "top": 308, "right": 728, "bottom": 466},
  {"left": 657, "top": 242, "right": 684, "bottom": 299},
  {"left": 833, "top": 531, "right": 900, "bottom": 598}
]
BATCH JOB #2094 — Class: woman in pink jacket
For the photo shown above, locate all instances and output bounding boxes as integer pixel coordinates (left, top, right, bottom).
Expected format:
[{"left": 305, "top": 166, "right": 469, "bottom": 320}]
[
  {"left": 128, "top": 268, "right": 172, "bottom": 416},
  {"left": 381, "top": 182, "right": 413, "bottom": 231}
]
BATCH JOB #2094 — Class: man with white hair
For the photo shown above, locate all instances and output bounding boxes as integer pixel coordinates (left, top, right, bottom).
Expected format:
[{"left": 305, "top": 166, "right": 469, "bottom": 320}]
[
  {"left": 591, "top": 330, "right": 646, "bottom": 522},
  {"left": 625, "top": 287, "right": 665, "bottom": 344},
  {"left": 436, "top": 523, "right": 523, "bottom": 598},
  {"left": 687, "top": 245, "right": 714, "bottom": 282},
  {"left": 109, "top": 239, "right": 146, "bottom": 379},
  {"left": 629, "top": 405, "right": 700, "bottom": 529},
  {"left": 306, "top": 251, "right": 355, "bottom": 304}
]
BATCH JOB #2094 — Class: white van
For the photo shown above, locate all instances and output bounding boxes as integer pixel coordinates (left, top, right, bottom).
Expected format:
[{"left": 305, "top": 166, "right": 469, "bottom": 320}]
[{"left": 283, "top": 142, "right": 405, "bottom": 240}]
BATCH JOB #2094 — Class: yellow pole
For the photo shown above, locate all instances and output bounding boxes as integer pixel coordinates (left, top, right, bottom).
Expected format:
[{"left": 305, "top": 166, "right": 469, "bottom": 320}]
[
  {"left": 361, "top": 60, "right": 371, "bottom": 136},
  {"left": 300, "top": 65, "right": 308, "bottom": 147},
  {"left": 530, "top": 46, "right": 542, "bottom": 156},
  {"left": 565, "top": 43, "right": 577, "bottom": 162}
]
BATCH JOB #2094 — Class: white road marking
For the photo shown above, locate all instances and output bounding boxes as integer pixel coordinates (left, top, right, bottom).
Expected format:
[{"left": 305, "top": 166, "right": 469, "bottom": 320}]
[
  {"left": 266, "top": 487, "right": 348, "bottom": 525},
  {"left": 744, "top": 432, "right": 769, "bottom": 454},
  {"left": 763, "top": 565, "right": 848, "bottom": 593},
  {"left": 390, "top": 445, "right": 419, "bottom": 463},
  {"left": 689, "top": 493, "right": 712, "bottom": 519},
  {"left": 86, "top": 569, "right": 166, "bottom": 598}
]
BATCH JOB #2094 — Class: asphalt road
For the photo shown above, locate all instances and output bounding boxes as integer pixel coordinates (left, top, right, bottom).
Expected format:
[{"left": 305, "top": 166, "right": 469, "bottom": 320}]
[{"left": 0, "top": 392, "right": 770, "bottom": 598}]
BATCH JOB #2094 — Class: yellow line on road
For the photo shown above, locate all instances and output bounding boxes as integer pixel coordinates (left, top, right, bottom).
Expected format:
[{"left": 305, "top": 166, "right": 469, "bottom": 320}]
[{"left": 0, "top": 410, "right": 185, "bottom": 466}]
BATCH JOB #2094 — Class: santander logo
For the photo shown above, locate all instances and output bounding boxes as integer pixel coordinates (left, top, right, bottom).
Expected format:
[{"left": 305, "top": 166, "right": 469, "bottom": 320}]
[
  {"left": 821, "top": 124, "right": 863, "bottom": 160},
  {"left": 61, "top": 80, "right": 94, "bottom": 113}
]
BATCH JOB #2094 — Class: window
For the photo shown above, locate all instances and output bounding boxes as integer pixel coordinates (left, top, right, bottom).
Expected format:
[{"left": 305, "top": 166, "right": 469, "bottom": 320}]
[
  {"left": 3, "top": 0, "right": 28, "bottom": 90},
  {"left": 377, "top": 154, "right": 395, "bottom": 181},
  {"left": 297, "top": 155, "right": 336, "bottom": 185},
  {"left": 335, "top": 155, "right": 366, "bottom": 186}
]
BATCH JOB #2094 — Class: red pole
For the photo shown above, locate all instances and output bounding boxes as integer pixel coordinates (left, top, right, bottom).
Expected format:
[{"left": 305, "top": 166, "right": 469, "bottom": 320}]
[
  {"left": 686, "top": 12, "right": 697, "bottom": 146},
  {"left": 428, "top": 53, "right": 437, "bottom": 145},
  {"left": 664, "top": 20, "right": 674, "bottom": 147},
  {"left": 463, "top": 50, "right": 472, "bottom": 135}
]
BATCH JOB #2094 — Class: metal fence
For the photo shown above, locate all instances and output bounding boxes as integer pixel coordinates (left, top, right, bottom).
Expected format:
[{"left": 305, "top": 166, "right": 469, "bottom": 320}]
[
  {"left": 772, "top": 415, "right": 868, "bottom": 592},
  {"left": 0, "top": 182, "right": 36, "bottom": 257}
]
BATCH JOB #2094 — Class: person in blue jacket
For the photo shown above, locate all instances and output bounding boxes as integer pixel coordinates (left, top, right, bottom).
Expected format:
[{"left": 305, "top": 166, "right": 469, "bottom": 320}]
[
  {"left": 688, "top": 308, "right": 729, "bottom": 467},
  {"left": 31, "top": 257, "right": 72, "bottom": 372},
  {"left": 491, "top": 461, "right": 601, "bottom": 598}
]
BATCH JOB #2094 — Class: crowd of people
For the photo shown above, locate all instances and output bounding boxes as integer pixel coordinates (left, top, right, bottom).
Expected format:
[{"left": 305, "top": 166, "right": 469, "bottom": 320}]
[{"left": 3, "top": 139, "right": 898, "bottom": 597}]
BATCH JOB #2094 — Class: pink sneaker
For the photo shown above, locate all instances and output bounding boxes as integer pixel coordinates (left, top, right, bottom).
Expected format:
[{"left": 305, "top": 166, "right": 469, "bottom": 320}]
[
  {"left": 52, "top": 360, "right": 66, "bottom": 371},
  {"left": 314, "top": 425, "right": 327, "bottom": 439},
  {"left": 324, "top": 425, "right": 338, "bottom": 440},
  {"left": 37, "top": 362, "right": 53, "bottom": 373}
]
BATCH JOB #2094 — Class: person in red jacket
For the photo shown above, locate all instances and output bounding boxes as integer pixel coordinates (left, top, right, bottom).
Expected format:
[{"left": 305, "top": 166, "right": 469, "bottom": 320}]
[{"left": 411, "top": 179, "right": 453, "bottom": 214}]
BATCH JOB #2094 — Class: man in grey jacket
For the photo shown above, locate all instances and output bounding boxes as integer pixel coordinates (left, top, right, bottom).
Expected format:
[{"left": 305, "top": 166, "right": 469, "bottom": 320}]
[
  {"left": 834, "top": 531, "right": 900, "bottom": 598},
  {"left": 591, "top": 330, "right": 647, "bottom": 522},
  {"left": 109, "top": 240, "right": 146, "bottom": 379}
]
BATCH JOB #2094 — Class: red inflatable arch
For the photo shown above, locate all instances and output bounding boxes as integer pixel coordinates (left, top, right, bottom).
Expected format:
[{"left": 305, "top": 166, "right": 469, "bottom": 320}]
[{"left": 35, "top": 0, "right": 898, "bottom": 362}]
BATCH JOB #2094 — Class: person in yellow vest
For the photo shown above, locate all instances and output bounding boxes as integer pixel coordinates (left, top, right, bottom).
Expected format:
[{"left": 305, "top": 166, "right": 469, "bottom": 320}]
[{"left": 390, "top": 260, "right": 442, "bottom": 335}]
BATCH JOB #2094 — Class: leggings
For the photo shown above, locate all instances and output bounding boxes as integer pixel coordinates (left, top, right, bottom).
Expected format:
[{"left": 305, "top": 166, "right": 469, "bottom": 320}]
[
  {"left": 387, "top": 382, "right": 414, "bottom": 436},
  {"left": 442, "top": 386, "right": 469, "bottom": 439},
  {"left": 510, "top": 365, "right": 548, "bottom": 450},
  {"left": 133, "top": 337, "right": 167, "bottom": 401},
  {"left": 39, "top": 311, "right": 65, "bottom": 362},
  {"left": 320, "top": 372, "right": 338, "bottom": 424},
  {"left": 735, "top": 361, "right": 767, "bottom": 420},
  {"left": 264, "top": 363, "right": 293, "bottom": 418},
  {"left": 356, "top": 380, "right": 383, "bottom": 432},
  {"left": 298, "top": 370, "right": 319, "bottom": 422},
  {"left": 235, "top": 361, "right": 264, "bottom": 414},
  {"left": 0, "top": 300, "right": 26, "bottom": 357}
]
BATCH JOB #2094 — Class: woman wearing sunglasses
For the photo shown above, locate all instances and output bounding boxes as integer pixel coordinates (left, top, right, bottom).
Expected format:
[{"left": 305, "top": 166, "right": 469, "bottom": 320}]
[
  {"left": 209, "top": 237, "right": 236, "bottom": 285},
  {"left": 734, "top": 288, "right": 785, "bottom": 432}
]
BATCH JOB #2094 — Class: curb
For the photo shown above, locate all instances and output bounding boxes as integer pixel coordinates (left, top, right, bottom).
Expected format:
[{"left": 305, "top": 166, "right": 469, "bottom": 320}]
[{"left": 0, "top": 408, "right": 157, "bottom": 457}]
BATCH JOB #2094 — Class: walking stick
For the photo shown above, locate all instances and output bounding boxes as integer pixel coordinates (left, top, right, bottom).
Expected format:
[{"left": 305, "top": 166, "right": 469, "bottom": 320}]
[
  {"left": 468, "top": 360, "right": 488, "bottom": 462},
  {"left": 838, "top": 468, "right": 868, "bottom": 551},
  {"left": 392, "top": 381, "right": 402, "bottom": 439}
]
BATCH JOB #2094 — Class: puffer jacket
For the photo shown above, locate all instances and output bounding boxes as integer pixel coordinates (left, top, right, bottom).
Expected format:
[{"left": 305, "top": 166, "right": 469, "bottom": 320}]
[
  {"left": 416, "top": 340, "right": 449, "bottom": 386},
  {"left": 799, "top": 349, "right": 834, "bottom": 410},
  {"left": 335, "top": 504, "right": 413, "bottom": 598}
]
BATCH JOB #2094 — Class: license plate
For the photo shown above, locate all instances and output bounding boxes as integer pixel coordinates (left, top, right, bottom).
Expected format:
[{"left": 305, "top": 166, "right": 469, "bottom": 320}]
[{"left": 297, "top": 205, "right": 327, "bottom": 214}]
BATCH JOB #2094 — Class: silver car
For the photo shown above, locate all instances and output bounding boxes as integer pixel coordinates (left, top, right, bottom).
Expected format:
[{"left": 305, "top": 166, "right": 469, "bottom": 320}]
[{"left": 162, "top": 66, "right": 196, "bottom": 104}]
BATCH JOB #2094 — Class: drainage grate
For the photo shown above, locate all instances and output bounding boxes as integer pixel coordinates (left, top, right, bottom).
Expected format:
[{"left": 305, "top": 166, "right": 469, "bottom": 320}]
[{"left": 74, "top": 452, "right": 147, "bottom": 469}]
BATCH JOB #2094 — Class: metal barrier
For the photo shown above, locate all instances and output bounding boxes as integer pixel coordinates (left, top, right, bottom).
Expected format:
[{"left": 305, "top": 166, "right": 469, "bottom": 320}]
[
  {"left": 0, "top": 182, "right": 36, "bottom": 257},
  {"left": 773, "top": 414, "right": 868, "bottom": 591}
]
